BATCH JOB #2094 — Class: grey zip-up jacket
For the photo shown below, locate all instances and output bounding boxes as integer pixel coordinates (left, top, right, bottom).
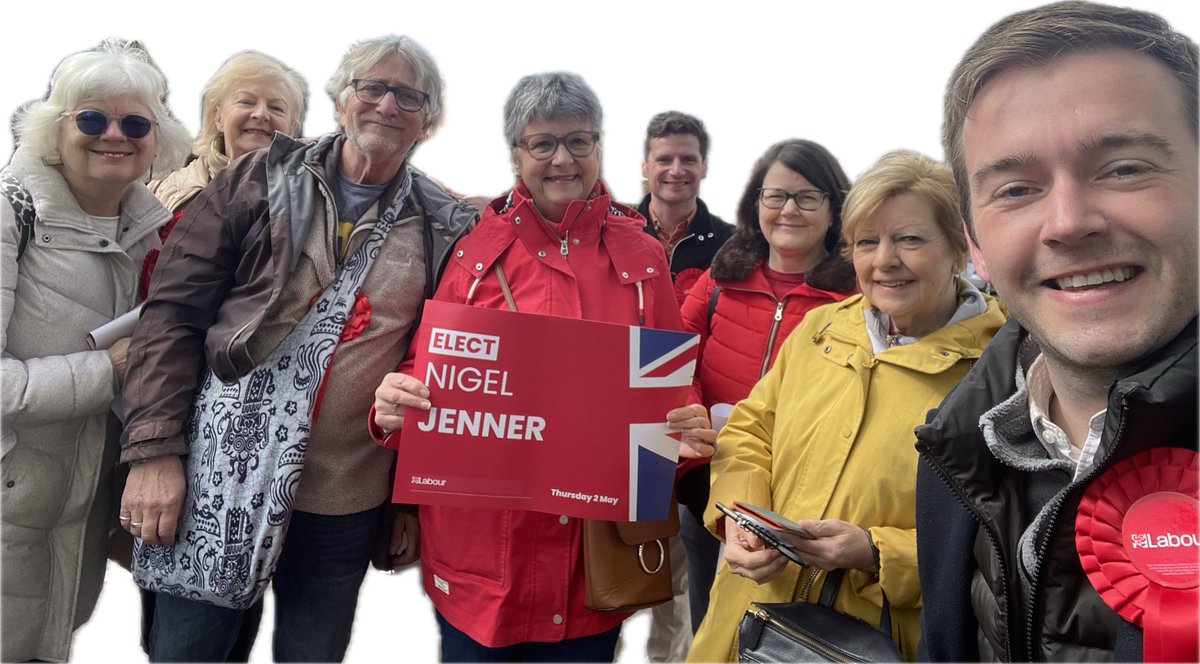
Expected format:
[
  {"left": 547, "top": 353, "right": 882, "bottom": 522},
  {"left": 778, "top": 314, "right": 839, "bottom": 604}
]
[{"left": 120, "top": 132, "right": 475, "bottom": 463}]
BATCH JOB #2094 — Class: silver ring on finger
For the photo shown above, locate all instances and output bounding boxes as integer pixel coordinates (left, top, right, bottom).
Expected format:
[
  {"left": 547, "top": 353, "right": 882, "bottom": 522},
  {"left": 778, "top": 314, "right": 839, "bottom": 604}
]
[{"left": 130, "top": 521, "right": 143, "bottom": 528}]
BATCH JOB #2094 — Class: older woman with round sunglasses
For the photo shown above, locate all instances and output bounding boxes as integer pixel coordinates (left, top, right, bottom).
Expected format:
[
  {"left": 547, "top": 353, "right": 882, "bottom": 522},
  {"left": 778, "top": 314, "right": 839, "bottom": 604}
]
[
  {"left": 371, "top": 71, "right": 715, "bottom": 662},
  {"left": 688, "top": 151, "right": 1005, "bottom": 661},
  {"left": 0, "top": 38, "right": 189, "bottom": 662}
]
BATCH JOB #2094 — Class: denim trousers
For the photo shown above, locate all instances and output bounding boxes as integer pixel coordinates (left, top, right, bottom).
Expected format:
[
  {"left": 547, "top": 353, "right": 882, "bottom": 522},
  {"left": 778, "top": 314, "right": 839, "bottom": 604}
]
[
  {"left": 677, "top": 463, "right": 720, "bottom": 631},
  {"left": 437, "top": 613, "right": 622, "bottom": 663},
  {"left": 148, "top": 505, "right": 382, "bottom": 662},
  {"left": 140, "top": 588, "right": 263, "bottom": 660}
]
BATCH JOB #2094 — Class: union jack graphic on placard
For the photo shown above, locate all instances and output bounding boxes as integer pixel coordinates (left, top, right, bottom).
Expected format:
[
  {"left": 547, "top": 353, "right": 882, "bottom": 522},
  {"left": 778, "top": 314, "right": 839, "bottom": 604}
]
[
  {"left": 629, "top": 327, "right": 699, "bottom": 388},
  {"left": 628, "top": 424, "right": 681, "bottom": 520},
  {"left": 624, "top": 327, "right": 698, "bottom": 520}
]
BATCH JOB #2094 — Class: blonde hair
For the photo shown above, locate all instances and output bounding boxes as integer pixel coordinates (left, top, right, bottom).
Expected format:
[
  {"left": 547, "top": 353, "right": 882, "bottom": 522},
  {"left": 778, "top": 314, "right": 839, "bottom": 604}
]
[
  {"left": 194, "top": 50, "right": 309, "bottom": 160},
  {"left": 841, "top": 150, "right": 967, "bottom": 262}
]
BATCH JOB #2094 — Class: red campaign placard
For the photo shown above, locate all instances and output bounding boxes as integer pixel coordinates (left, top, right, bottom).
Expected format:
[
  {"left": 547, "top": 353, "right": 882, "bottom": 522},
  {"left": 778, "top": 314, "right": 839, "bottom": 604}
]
[{"left": 392, "top": 301, "right": 698, "bottom": 521}]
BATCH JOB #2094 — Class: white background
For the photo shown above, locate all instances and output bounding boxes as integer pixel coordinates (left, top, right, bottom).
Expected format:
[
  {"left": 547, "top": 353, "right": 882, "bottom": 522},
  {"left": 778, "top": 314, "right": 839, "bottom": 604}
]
[{"left": 2, "top": 1, "right": 1195, "bottom": 661}]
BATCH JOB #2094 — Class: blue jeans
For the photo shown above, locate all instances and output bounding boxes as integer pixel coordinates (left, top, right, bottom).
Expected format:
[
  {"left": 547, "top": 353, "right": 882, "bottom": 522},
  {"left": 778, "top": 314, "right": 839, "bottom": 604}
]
[
  {"left": 140, "top": 588, "right": 263, "bottom": 660},
  {"left": 437, "top": 613, "right": 621, "bottom": 662},
  {"left": 148, "top": 505, "right": 382, "bottom": 662},
  {"left": 677, "top": 464, "right": 720, "bottom": 631}
]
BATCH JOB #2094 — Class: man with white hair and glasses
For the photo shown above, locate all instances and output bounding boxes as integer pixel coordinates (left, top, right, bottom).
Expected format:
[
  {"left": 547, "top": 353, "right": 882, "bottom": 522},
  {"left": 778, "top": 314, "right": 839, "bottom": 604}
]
[{"left": 118, "top": 35, "right": 475, "bottom": 661}]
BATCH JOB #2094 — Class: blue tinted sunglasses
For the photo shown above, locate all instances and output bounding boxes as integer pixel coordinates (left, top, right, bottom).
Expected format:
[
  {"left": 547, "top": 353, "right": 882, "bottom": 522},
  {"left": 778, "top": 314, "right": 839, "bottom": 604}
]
[{"left": 64, "top": 109, "right": 155, "bottom": 139}]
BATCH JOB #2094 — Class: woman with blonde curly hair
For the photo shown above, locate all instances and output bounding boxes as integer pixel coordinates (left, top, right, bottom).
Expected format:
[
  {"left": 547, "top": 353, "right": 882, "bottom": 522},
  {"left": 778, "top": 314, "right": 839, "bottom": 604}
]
[
  {"left": 151, "top": 51, "right": 307, "bottom": 214},
  {"left": 146, "top": 52, "right": 307, "bottom": 291}
]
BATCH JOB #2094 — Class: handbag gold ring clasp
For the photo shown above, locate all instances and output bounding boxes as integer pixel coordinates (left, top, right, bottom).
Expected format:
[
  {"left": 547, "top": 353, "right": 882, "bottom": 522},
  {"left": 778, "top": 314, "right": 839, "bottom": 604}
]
[{"left": 637, "top": 540, "right": 666, "bottom": 574}]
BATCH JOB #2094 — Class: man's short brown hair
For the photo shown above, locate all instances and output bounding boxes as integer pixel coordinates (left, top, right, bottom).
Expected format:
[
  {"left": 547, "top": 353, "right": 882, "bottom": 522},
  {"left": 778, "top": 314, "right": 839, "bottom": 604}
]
[
  {"left": 942, "top": 0, "right": 1197, "bottom": 241},
  {"left": 643, "top": 111, "right": 709, "bottom": 159}
]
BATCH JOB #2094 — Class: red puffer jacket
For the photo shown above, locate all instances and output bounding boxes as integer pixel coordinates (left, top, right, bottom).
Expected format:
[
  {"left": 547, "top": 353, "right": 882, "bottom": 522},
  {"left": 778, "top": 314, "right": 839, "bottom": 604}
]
[
  {"left": 378, "top": 179, "right": 682, "bottom": 649},
  {"left": 681, "top": 255, "right": 856, "bottom": 409}
]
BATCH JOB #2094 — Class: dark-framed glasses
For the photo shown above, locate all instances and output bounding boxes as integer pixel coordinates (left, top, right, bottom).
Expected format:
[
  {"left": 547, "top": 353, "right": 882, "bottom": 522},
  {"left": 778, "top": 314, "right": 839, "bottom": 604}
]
[
  {"left": 63, "top": 109, "right": 155, "bottom": 139},
  {"left": 515, "top": 130, "right": 600, "bottom": 160},
  {"left": 351, "top": 79, "right": 429, "bottom": 113},
  {"left": 758, "top": 187, "right": 827, "bottom": 211}
]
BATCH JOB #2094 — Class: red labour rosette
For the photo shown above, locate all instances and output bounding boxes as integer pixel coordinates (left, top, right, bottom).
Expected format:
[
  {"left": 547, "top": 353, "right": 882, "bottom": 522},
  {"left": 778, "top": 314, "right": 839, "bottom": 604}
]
[{"left": 1076, "top": 447, "right": 1199, "bottom": 663}]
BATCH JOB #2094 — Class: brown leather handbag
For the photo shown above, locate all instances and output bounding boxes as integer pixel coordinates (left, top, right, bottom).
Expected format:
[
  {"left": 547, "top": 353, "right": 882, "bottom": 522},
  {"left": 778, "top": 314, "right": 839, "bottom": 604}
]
[
  {"left": 582, "top": 498, "right": 680, "bottom": 612},
  {"left": 491, "top": 264, "right": 681, "bottom": 612}
]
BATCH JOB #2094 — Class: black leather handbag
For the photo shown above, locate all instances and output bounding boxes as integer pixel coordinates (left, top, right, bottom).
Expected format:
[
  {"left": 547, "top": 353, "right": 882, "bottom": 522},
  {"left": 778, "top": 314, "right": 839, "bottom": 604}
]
[{"left": 737, "top": 568, "right": 903, "bottom": 663}]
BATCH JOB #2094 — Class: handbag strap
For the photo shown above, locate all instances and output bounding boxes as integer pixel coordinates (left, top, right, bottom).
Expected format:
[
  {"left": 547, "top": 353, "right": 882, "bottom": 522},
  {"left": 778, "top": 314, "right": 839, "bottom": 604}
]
[
  {"left": 494, "top": 264, "right": 518, "bottom": 312},
  {"left": 817, "top": 567, "right": 894, "bottom": 640},
  {"left": 1, "top": 168, "right": 37, "bottom": 262}
]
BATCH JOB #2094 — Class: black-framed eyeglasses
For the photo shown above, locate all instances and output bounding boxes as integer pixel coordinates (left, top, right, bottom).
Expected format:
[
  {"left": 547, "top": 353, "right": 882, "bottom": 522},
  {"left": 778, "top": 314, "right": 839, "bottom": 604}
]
[
  {"left": 62, "top": 109, "right": 156, "bottom": 139},
  {"left": 514, "top": 131, "right": 600, "bottom": 160},
  {"left": 758, "top": 187, "right": 827, "bottom": 211},
  {"left": 350, "top": 78, "right": 429, "bottom": 113}
]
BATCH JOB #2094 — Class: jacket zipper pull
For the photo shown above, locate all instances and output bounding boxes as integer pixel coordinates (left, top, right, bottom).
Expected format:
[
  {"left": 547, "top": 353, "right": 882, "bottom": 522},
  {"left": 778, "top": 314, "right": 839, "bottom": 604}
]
[
  {"left": 560, "top": 232, "right": 569, "bottom": 257},
  {"left": 811, "top": 321, "right": 833, "bottom": 343},
  {"left": 774, "top": 301, "right": 784, "bottom": 322}
]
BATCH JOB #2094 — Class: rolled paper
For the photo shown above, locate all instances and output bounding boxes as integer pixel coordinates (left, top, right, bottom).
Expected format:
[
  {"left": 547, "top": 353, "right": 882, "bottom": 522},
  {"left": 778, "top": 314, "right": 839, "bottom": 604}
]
[{"left": 87, "top": 303, "right": 145, "bottom": 350}]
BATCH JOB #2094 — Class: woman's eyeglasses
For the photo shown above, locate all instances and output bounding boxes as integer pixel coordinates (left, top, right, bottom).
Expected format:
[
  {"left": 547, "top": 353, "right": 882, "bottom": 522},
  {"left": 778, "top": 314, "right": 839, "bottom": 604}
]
[
  {"left": 350, "top": 79, "right": 430, "bottom": 113},
  {"left": 63, "top": 110, "right": 156, "bottom": 139},
  {"left": 758, "top": 187, "right": 828, "bottom": 211},
  {"left": 514, "top": 131, "right": 600, "bottom": 160}
]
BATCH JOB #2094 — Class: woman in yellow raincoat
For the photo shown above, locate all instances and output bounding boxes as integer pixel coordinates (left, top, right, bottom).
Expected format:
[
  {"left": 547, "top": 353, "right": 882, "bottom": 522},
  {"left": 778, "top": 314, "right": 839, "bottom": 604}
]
[{"left": 688, "top": 151, "right": 1006, "bottom": 661}]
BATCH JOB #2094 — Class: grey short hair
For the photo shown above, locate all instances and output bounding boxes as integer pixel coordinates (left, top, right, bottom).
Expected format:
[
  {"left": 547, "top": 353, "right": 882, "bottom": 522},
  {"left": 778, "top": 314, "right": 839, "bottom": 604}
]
[
  {"left": 325, "top": 35, "right": 445, "bottom": 134},
  {"left": 13, "top": 37, "right": 191, "bottom": 176},
  {"left": 502, "top": 72, "right": 603, "bottom": 147},
  {"left": 195, "top": 50, "right": 309, "bottom": 160}
]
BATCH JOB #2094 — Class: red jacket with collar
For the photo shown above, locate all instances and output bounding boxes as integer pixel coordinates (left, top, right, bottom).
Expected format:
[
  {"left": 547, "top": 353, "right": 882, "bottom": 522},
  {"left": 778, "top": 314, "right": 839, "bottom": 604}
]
[
  {"left": 681, "top": 258, "right": 856, "bottom": 409},
  {"left": 380, "top": 180, "right": 682, "bottom": 648}
]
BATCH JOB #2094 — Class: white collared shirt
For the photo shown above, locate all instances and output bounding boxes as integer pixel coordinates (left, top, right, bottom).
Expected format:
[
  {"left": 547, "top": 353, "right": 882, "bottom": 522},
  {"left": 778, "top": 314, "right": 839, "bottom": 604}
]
[{"left": 1026, "top": 354, "right": 1107, "bottom": 481}]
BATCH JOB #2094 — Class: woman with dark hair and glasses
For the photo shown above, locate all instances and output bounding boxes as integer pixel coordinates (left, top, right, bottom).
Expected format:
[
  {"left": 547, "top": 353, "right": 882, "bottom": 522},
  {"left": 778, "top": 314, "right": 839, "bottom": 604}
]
[
  {"left": 672, "top": 139, "right": 858, "bottom": 626},
  {"left": 0, "top": 38, "right": 189, "bottom": 662},
  {"left": 371, "top": 71, "right": 715, "bottom": 662},
  {"left": 682, "top": 139, "right": 858, "bottom": 413}
]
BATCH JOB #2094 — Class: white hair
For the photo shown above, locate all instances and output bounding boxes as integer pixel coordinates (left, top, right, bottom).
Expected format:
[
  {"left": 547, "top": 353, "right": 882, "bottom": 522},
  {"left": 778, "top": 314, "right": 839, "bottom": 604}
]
[
  {"left": 324, "top": 35, "right": 445, "bottom": 135},
  {"left": 13, "top": 37, "right": 191, "bottom": 176}
]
